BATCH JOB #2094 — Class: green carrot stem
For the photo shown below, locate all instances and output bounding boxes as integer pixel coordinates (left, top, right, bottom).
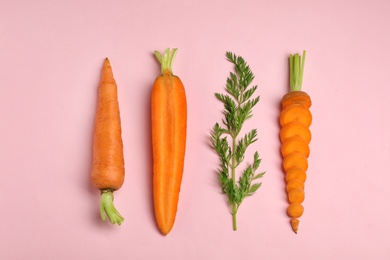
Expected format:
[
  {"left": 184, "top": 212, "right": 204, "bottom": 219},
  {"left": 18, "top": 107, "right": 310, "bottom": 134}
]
[
  {"left": 232, "top": 204, "right": 238, "bottom": 231},
  {"left": 231, "top": 135, "right": 238, "bottom": 231},
  {"left": 100, "top": 189, "right": 124, "bottom": 225},
  {"left": 154, "top": 48, "right": 178, "bottom": 75},
  {"left": 289, "top": 50, "right": 306, "bottom": 92}
]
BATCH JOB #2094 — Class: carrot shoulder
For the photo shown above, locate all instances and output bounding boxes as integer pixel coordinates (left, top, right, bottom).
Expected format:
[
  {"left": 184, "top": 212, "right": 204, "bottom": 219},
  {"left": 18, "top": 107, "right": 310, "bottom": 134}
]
[
  {"left": 152, "top": 48, "right": 187, "bottom": 235},
  {"left": 91, "top": 58, "right": 125, "bottom": 225},
  {"left": 282, "top": 91, "right": 311, "bottom": 108}
]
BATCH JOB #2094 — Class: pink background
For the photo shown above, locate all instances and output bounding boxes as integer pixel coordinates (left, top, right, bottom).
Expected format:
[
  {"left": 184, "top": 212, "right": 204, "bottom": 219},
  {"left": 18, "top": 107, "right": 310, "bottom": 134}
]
[{"left": 1, "top": 0, "right": 390, "bottom": 259}]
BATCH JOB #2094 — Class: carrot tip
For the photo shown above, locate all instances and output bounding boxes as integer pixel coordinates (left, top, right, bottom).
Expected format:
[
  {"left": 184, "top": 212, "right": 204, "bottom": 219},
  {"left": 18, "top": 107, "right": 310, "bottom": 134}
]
[
  {"left": 290, "top": 218, "right": 300, "bottom": 234},
  {"left": 100, "top": 189, "right": 124, "bottom": 225}
]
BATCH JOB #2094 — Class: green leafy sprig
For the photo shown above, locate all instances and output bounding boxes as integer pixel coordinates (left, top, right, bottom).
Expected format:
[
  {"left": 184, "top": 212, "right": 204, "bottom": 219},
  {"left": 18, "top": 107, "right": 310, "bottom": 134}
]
[{"left": 211, "top": 52, "right": 265, "bottom": 231}]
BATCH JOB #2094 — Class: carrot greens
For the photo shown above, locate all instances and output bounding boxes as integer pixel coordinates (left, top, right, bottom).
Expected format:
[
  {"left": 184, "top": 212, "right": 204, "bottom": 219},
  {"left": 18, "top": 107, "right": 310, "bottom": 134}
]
[
  {"left": 289, "top": 50, "right": 306, "bottom": 92},
  {"left": 211, "top": 52, "right": 265, "bottom": 231}
]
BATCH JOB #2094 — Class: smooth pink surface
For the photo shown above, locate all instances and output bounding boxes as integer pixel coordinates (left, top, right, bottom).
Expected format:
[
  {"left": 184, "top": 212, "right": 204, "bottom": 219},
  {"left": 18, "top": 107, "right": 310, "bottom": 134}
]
[{"left": 1, "top": 0, "right": 390, "bottom": 259}]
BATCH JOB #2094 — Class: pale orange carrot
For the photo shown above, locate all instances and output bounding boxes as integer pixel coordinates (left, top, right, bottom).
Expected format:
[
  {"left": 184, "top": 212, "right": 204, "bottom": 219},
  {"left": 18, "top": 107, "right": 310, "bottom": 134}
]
[{"left": 91, "top": 58, "right": 125, "bottom": 225}]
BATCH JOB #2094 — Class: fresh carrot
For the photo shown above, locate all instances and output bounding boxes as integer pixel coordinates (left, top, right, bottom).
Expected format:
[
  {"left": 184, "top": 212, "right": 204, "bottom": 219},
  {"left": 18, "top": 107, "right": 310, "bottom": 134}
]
[
  {"left": 287, "top": 203, "right": 304, "bottom": 218},
  {"left": 280, "top": 104, "right": 312, "bottom": 127},
  {"left": 91, "top": 58, "right": 125, "bottom": 225},
  {"left": 152, "top": 48, "right": 187, "bottom": 235},
  {"left": 286, "top": 179, "right": 305, "bottom": 192},
  {"left": 280, "top": 121, "right": 311, "bottom": 144},
  {"left": 279, "top": 50, "right": 311, "bottom": 233},
  {"left": 285, "top": 167, "right": 307, "bottom": 182},
  {"left": 288, "top": 188, "right": 305, "bottom": 203},
  {"left": 283, "top": 152, "right": 308, "bottom": 172},
  {"left": 282, "top": 91, "right": 312, "bottom": 108},
  {"left": 281, "top": 136, "right": 310, "bottom": 158}
]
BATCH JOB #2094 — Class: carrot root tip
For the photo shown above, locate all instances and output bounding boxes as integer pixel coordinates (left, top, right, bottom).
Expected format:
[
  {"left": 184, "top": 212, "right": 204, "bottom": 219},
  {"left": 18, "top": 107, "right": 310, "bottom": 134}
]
[
  {"left": 290, "top": 218, "right": 300, "bottom": 234},
  {"left": 100, "top": 189, "right": 124, "bottom": 225}
]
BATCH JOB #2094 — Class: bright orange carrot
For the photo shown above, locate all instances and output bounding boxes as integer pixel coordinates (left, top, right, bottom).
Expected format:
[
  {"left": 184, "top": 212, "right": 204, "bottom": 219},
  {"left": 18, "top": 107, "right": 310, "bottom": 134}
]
[
  {"left": 288, "top": 203, "right": 304, "bottom": 233},
  {"left": 286, "top": 179, "right": 305, "bottom": 192},
  {"left": 288, "top": 188, "right": 305, "bottom": 203},
  {"left": 152, "top": 48, "right": 187, "bottom": 235},
  {"left": 287, "top": 203, "right": 304, "bottom": 218},
  {"left": 280, "top": 104, "right": 312, "bottom": 127},
  {"left": 280, "top": 121, "right": 311, "bottom": 144},
  {"left": 279, "top": 50, "right": 311, "bottom": 233},
  {"left": 282, "top": 91, "right": 312, "bottom": 108},
  {"left": 91, "top": 58, "right": 125, "bottom": 225},
  {"left": 281, "top": 136, "right": 310, "bottom": 158},
  {"left": 283, "top": 152, "right": 308, "bottom": 172},
  {"left": 285, "top": 167, "right": 307, "bottom": 182}
]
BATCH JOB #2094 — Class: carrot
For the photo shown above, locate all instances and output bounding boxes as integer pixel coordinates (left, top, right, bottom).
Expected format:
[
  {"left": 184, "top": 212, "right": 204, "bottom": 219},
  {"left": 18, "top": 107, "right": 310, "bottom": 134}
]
[
  {"left": 286, "top": 179, "right": 305, "bottom": 192},
  {"left": 288, "top": 203, "right": 304, "bottom": 234},
  {"left": 283, "top": 152, "right": 308, "bottom": 172},
  {"left": 280, "top": 122, "right": 311, "bottom": 144},
  {"left": 152, "top": 48, "right": 187, "bottom": 235},
  {"left": 281, "top": 136, "right": 310, "bottom": 158},
  {"left": 282, "top": 91, "right": 312, "bottom": 108},
  {"left": 288, "top": 203, "right": 304, "bottom": 218},
  {"left": 288, "top": 188, "right": 305, "bottom": 203},
  {"left": 91, "top": 58, "right": 125, "bottom": 225},
  {"left": 279, "top": 104, "right": 312, "bottom": 127},
  {"left": 285, "top": 167, "right": 307, "bottom": 182},
  {"left": 279, "top": 50, "right": 311, "bottom": 233}
]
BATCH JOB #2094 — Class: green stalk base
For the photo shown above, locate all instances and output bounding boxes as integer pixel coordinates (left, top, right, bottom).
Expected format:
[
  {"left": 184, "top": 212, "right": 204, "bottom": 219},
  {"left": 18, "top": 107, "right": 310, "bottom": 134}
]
[
  {"left": 233, "top": 212, "right": 237, "bottom": 231},
  {"left": 100, "top": 189, "right": 124, "bottom": 225}
]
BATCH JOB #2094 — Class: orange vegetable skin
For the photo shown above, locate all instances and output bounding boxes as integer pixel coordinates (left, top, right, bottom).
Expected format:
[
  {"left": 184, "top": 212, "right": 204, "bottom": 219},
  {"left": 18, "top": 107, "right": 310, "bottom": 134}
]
[
  {"left": 282, "top": 91, "right": 312, "bottom": 108},
  {"left": 285, "top": 167, "right": 307, "bottom": 182},
  {"left": 283, "top": 152, "right": 308, "bottom": 172},
  {"left": 288, "top": 204, "right": 304, "bottom": 233},
  {"left": 280, "top": 104, "right": 312, "bottom": 127},
  {"left": 280, "top": 51, "right": 311, "bottom": 233},
  {"left": 91, "top": 58, "right": 125, "bottom": 225},
  {"left": 286, "top": 179, "right": 305, "bottom": 192},
  {"left": 288, "top": 188, "right": 305, "bottom": 203},
  {"left": 281, "top": 136, "right": 310, "bottom": 158},
  {"left": 152, "top": 48, "right": 187, "bottom": 235},
  {"left": 280, "top": 122, "right": 311, "bottom": 144}
]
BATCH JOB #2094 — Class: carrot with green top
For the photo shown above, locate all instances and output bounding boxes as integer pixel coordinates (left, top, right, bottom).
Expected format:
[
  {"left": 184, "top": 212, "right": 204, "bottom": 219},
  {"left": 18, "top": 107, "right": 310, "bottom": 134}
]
[
  {"left": 279, "top": 50, "right": 312, "bottom": 233},
  {"left": 152, "top": 48, "right": 187, "bottom": 235},
  {"left": 91, "top": 58, "right": 125, "bottom": 225}
]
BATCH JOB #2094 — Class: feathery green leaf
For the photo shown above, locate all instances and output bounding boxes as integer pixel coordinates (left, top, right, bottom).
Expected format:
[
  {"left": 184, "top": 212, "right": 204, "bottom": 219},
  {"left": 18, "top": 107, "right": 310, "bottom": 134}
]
[{"left": 210, "top": 52, "right": 265, "bottom": 231}]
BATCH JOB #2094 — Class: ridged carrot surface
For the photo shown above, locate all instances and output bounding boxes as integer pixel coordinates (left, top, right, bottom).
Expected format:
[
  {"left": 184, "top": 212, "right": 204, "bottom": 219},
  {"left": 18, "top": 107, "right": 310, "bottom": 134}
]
[
  {"left": 91, "top": 58, "right": 125, "bottom": 225},
  {"left": 152, "top": 48, "right": 187, "bottom": 235},
  {"left": 279, "top": 51, "right": 311, "bottom": 233}
]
